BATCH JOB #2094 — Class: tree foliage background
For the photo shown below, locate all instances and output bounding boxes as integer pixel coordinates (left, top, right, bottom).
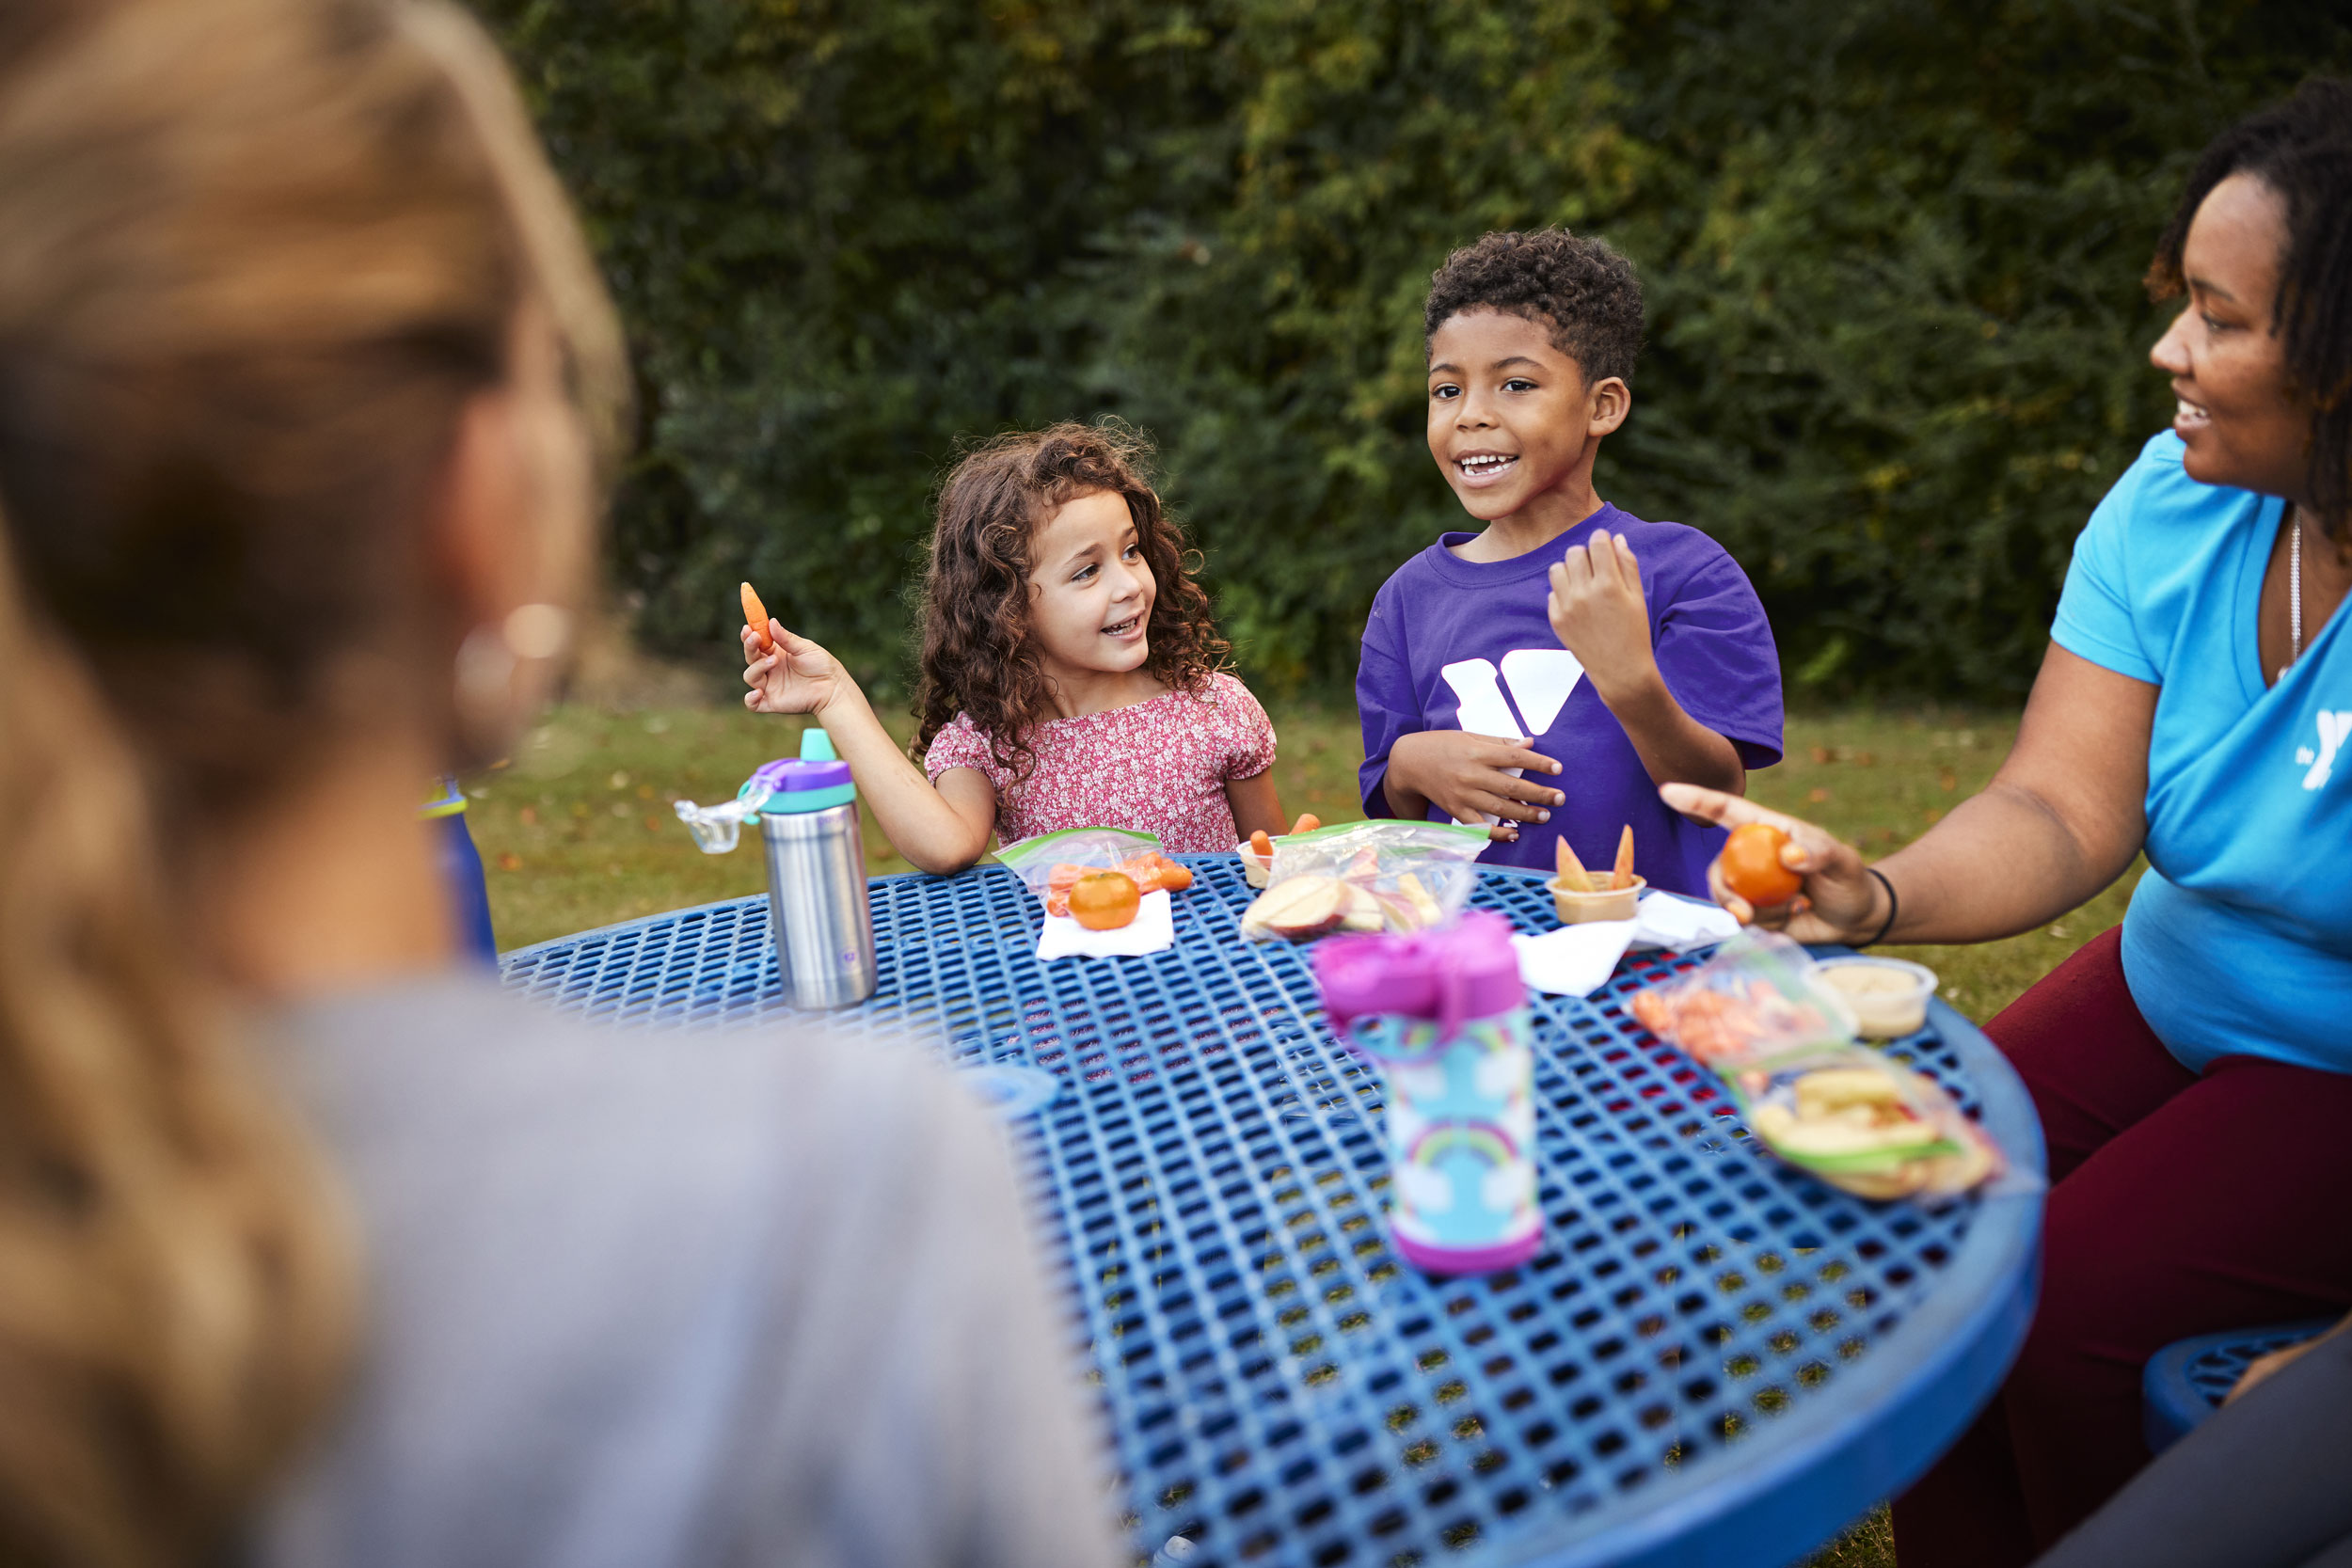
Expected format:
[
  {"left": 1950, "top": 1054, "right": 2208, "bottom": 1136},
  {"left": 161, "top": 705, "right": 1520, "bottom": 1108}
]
[{"left": 485, "top": 0, "right": 2352, "bottom": 701}]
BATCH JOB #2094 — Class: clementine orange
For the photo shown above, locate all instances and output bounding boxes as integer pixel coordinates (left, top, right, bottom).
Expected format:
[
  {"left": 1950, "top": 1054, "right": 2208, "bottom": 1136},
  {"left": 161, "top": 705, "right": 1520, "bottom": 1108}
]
[
  {"left": 1720, "top": 822, "right": 1803, "bottom": 908},
  {"left": 1069, "top": 871, "right": 1142, "bottom": 930}
]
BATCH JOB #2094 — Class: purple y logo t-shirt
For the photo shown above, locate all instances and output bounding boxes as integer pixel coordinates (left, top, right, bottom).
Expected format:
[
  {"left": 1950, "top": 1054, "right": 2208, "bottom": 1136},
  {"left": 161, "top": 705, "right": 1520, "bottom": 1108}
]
[{"left": 1356, "top": 503, "right": 1784, "bottom": 896}]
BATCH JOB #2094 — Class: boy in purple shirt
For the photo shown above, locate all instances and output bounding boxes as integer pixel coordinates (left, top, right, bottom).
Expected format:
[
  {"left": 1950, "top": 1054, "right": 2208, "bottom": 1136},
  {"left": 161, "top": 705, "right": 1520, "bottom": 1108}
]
[{"left": 1359, "top": 230, "right": 1782, "bottom": 896}]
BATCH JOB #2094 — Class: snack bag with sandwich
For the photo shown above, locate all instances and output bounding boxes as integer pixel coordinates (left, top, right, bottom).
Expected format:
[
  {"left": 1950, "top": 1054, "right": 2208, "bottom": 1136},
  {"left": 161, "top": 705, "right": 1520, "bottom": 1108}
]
[{"left": 1722, "top": 1048, "right": 2004, "bottom": 1202}]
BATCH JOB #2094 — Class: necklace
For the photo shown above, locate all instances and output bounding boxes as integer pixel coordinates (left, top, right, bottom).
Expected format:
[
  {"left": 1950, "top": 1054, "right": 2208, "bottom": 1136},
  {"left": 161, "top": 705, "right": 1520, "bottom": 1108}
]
[{"left": 2290, "top": 506, "right": 2304, "bottom": 671}]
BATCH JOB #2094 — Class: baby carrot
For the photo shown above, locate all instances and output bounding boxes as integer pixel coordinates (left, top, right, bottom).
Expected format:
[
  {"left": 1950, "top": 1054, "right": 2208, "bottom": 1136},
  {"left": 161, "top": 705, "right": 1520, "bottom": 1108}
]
[
  {"left": 740, "top": 581, "right": 772, "bottom": 654},
  {"left": 1611, "top": 825, "right": 1635, "bottom": 890},
  {"left": 1555, "top": 836, "right": 1588, "bottom": 887},
  {"left": 1250, "top": 830, "right": 1274, "bottom": 860},
  {"left": 1290, "top": 813, "right": 1321, "bottom": 835}
]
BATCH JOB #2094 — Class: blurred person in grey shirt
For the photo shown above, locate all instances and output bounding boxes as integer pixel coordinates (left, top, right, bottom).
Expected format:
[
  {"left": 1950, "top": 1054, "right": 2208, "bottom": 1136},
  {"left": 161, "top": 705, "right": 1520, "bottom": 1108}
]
[{"left": 0, "top": 2, "right": 1119, "bottom": 1564}]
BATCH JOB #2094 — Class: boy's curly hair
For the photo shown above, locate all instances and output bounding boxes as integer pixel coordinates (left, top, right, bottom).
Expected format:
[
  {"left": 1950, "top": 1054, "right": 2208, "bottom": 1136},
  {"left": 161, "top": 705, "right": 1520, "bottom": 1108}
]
[
  {"left": 911, "top": 421, "right": 1230, "bottom": 777},
  {"left": 2148, "top": 78, "right": 2352, "bottom": 539},
  {"left": 1423, "top": 229, "right": 1645, "bottom": 386}
]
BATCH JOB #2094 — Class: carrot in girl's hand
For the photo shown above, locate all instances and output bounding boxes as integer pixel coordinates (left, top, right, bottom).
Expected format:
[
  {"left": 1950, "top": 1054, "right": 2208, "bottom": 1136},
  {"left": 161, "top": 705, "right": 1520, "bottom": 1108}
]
[
  {"left": 1290, "top": 814, "right": 1321, "bottom": 835},
  {"left": 740, "top": 582, "right": 772, "bottom": 654},
  {"left": 1611, "top": 825, "right": 1635, "bottom": 890},
  {"left": 1555, "top": 836, "right": 1588, "bottom": 886}
]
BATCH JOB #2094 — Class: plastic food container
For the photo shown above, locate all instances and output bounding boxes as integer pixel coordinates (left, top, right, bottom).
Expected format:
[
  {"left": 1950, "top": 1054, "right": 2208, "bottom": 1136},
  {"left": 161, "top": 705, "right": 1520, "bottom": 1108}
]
[
  {"left": 1237, "top": 840, "right": 1272, "bottom": 888},
  {"left": 1550, "top": 872, "right": 1645, "bottom": 925},
  {"left": 1819, "top": 956, "right": 1939, "bottom": 1038}
]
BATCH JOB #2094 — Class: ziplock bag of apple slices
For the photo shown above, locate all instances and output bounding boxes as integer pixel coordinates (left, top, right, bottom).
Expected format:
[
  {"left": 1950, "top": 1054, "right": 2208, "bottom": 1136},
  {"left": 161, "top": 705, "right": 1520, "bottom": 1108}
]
[
  {"left": 1626, "top": 927, "right": 1860, "bottom": 1068},
  {"left": 1719, "top": 1048, "right": 2020, "bottom": 1203},
  {"left": 993, "top": 827, "right": 1195, "bottom": 917},
  {"left": 1239, "top": 820, "right": 1486, "bottom": 942}
]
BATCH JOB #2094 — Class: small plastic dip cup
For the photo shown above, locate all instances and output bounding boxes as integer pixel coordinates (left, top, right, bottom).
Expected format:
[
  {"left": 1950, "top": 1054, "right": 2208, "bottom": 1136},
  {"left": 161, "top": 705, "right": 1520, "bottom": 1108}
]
[
  {"left": 1550, "top": 872, "right": 1645, "bottom": 924},
  {"left": 1236, "top": 841, "right": 1272, "bottom": 888},
  {"left": 1819, "top": 956, "right": 1939, "bottom": 1038}
]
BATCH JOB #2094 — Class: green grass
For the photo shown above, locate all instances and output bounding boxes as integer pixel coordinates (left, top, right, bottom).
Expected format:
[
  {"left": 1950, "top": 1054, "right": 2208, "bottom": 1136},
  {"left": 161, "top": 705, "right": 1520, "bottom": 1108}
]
[
  {"left": 463, "top": 693, "right": 2137, "bottom": 1568},
  {"left": 469, "top": 698, "right": 2140, "bottom": 1030}
]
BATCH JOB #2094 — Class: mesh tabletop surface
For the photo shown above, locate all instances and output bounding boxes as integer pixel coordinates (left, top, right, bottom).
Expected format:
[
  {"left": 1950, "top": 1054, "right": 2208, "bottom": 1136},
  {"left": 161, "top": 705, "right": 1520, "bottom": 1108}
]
[{"left": 503, "top": 858, "right": 2043, "bottom": 1568}]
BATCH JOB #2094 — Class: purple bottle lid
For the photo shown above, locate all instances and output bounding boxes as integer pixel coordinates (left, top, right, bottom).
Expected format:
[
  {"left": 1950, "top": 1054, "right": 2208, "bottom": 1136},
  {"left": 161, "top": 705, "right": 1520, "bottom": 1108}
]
[{"left": 755, "top": 757, "right": 852, "bottom": 792}]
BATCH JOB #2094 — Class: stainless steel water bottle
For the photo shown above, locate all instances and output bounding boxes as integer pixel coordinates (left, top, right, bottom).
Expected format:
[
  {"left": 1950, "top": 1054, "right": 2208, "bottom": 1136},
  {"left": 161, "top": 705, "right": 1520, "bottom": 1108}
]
[{"left": 756, "top": 728, "right": 877, "bottom": 1008}]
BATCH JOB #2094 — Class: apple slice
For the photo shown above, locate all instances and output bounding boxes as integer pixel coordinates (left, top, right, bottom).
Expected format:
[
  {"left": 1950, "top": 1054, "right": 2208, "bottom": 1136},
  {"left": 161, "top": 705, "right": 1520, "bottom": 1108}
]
[
  {"left": 1341, "top": 883, "right": 1385, "bottom": 932},
  {"left": 1391, "top": 871, "right": 1444, "bottom": 931},
  {"left": 1242, "top": 876, "right": 1351, "bottom": 940}
]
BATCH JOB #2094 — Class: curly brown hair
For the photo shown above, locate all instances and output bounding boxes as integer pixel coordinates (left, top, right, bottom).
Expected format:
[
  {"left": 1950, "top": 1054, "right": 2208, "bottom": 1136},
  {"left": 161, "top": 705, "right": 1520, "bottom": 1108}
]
[
  {"left": 1424, "top": 229, "right": 1645, "bottom": 387},
  {"left": 912, "top": 421, "right": 1230, "bottom": 778}
]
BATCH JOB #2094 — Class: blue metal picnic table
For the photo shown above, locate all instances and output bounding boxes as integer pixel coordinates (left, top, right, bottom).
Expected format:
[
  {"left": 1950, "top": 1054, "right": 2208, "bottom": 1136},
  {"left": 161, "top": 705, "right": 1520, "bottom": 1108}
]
[{"left": 501, "top": 856, "right": 2044, "bottom": 1568}]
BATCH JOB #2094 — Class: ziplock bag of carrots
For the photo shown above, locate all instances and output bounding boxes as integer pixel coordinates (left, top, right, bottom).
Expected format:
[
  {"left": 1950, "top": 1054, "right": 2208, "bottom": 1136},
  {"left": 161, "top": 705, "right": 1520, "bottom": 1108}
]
[{"left": 994, "top": 828, "right": 1193, "bottom": 931}]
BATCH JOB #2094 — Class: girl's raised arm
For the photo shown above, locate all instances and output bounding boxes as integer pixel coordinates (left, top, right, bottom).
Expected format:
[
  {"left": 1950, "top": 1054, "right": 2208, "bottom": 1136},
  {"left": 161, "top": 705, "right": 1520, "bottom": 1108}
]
[{"left": 743, "top": 620, "right": 997, "bottom": 875}]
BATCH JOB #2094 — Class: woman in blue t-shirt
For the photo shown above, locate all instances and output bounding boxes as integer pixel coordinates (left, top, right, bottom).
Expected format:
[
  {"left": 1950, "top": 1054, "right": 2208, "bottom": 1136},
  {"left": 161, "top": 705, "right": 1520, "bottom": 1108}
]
[{"left": 1667, "top": 82, "right": 2352, "bottom": 1568}]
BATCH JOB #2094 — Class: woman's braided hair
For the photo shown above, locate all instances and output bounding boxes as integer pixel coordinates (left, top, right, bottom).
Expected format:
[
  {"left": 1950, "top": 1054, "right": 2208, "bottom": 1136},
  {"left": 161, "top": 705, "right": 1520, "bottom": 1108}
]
[{"left": 2150, "top": 79, "right": 2352, "bottom": 538}]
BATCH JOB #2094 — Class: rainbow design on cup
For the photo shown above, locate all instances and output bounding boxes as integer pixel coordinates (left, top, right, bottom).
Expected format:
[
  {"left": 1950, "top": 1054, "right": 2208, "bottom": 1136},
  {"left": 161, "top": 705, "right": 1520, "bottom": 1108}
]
[
  {"left": 1392, "top": 1119, "right": 1540, "bottom": 1273},
  {"left": 1409, "top": 1121, "right": 1519, "bottom": 1169}
]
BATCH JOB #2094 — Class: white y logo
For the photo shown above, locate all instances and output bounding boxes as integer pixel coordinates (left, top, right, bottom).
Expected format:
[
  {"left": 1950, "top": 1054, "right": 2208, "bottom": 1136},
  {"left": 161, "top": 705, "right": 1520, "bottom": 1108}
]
[
  {"left": 2295, "top": 711, "right": 2352, "bottom": 791},
  {"left": 1439, "top": 651, "right": 1587, "bottom": 742},
  {"left": 1436, "top": 653, "right": 1587, "bottom": 827}
]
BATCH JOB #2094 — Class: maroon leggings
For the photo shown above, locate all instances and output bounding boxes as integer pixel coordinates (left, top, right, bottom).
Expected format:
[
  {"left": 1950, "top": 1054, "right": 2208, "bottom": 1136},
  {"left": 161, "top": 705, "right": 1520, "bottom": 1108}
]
[{"left": 1891, "top": 927, "right": 2352, "bottom": 1567}]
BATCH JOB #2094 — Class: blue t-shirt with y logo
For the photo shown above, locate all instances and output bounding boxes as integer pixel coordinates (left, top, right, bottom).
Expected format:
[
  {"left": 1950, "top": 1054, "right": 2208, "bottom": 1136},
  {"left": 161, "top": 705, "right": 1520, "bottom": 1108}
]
[{"left": 2054, "top": 430, "right": 2352, "bottom": 1074}]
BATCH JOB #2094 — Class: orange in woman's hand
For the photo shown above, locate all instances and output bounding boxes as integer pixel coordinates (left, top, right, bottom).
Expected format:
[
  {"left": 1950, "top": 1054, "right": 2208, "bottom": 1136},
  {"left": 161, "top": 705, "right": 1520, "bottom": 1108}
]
[
  {"left": 1720, "top": 822, "right": 1803, "bottom": 908},
  {"left": 740, "top": 581, "right": 771, "bottom": 652},
  {"left": 1069, "top": 871, "right": 1142, "bottom": 930}
]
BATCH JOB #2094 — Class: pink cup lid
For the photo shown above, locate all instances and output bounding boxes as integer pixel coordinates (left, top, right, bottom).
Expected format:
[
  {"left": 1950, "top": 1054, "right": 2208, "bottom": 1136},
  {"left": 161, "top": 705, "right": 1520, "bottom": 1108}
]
[{"left": 1313, "top": 910, "right": 1523, "bottom": 1042}]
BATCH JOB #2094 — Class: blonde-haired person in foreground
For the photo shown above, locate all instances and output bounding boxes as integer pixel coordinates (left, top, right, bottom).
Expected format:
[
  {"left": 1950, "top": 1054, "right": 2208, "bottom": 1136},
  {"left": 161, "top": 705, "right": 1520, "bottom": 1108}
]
[{"left": 0, "top": 2, "right": 1121, "bottom": 1566}]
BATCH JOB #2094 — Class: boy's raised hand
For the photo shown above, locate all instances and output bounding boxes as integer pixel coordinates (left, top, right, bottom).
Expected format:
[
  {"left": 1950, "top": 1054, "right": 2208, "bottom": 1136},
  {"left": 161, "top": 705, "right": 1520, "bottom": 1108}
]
[
  {"left": 1547, "top": 531, "right": 1655, "bottom": 701},
  {"left": 1384, "top": 730, "right": 1565, "bottom": 842},
  {"left": 741, "top": 620, "right": 849, "bottom": 717}
]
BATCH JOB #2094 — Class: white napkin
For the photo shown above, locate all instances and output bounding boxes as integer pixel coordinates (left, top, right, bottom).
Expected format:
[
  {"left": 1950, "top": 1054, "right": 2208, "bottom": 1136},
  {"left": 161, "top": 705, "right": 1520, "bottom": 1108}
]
[
  {"left": 1631, "top": 891, "right": 1741, "bottom": 952},
  {"left": 1512, "top": 918, "right": 1638, "bottom": 997},
  {"left": 1035, "top": 889, "right": 1175, "bottom": 961}
]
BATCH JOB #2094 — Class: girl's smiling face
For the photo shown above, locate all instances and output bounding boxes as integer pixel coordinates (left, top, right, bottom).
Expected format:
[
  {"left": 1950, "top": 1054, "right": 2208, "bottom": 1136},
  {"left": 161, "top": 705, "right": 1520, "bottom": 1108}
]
[
  {"left": 1427, "top": 309, "right": 1625, "bottom": 520},
  {"left": 2151, "top": 171, "right": 2311, "bottom": 499},
  {"left": 1026, "top": 486, "right": 1156, "bottom": 682}
]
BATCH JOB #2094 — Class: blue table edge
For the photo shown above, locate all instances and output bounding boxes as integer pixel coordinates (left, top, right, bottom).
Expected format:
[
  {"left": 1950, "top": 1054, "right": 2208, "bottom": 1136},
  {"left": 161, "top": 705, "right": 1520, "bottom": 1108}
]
[{"left": 500, "top": 859, "right": 2049, "bottom": 1568}]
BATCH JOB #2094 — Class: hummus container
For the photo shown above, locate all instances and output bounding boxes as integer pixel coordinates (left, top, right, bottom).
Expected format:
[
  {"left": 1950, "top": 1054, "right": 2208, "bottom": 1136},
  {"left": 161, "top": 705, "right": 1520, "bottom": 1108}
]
[
  {"left": 1237, "top": 840, "right": 1272, "bottom": 888},
  {"left": 1550, "top": 872, "right": 1645, "bottom": 925},
  {"left": 1819, "top": 956, "right": 1939, "bottom": 1038}
]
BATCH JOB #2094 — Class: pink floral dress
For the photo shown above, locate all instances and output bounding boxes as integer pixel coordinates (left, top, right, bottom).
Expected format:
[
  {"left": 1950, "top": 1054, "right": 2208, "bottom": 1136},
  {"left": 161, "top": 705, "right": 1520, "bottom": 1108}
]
[{"left": 923, "top": 672, "right": 1277, "bottom": 853}]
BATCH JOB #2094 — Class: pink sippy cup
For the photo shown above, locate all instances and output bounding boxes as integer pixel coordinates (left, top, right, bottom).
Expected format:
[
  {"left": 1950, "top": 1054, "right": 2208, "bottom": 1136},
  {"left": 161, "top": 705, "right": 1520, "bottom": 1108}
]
[{"left": 1313, "top": 911, "right": 1542, "bottom": 1274}]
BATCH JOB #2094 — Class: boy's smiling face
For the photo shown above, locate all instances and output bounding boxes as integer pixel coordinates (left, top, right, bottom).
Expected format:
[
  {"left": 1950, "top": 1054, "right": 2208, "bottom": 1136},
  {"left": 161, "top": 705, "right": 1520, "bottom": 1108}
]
[{"left": 1426, "top": 309, "right": 1626, "bottom": 523}]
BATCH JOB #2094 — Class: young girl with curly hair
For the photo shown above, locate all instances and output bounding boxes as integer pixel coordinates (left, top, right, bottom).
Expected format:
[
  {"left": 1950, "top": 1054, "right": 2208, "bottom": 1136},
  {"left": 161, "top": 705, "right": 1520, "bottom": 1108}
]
[{"left": 743, "top": 422, "right": 1287, "bottom": 872}]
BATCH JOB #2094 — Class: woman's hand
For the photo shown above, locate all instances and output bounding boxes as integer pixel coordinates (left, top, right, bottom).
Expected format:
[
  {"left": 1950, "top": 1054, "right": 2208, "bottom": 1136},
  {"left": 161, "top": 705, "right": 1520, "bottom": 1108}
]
[
  {"left": 1659, "top": 783, "right": 1891, "bottom": 943},
  {"left": 742, "top": 620, "right": 848, "bottom": 717},
  {"left": 2225, "top": 1312, "right": 2351, "bottom": 1406}
]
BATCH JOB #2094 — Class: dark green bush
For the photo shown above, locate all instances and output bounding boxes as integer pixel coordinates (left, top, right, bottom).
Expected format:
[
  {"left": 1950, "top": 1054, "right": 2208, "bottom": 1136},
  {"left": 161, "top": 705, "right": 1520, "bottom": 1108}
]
[{"left": 485, "top": 0, "right": 2349, "bottom": 701}]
